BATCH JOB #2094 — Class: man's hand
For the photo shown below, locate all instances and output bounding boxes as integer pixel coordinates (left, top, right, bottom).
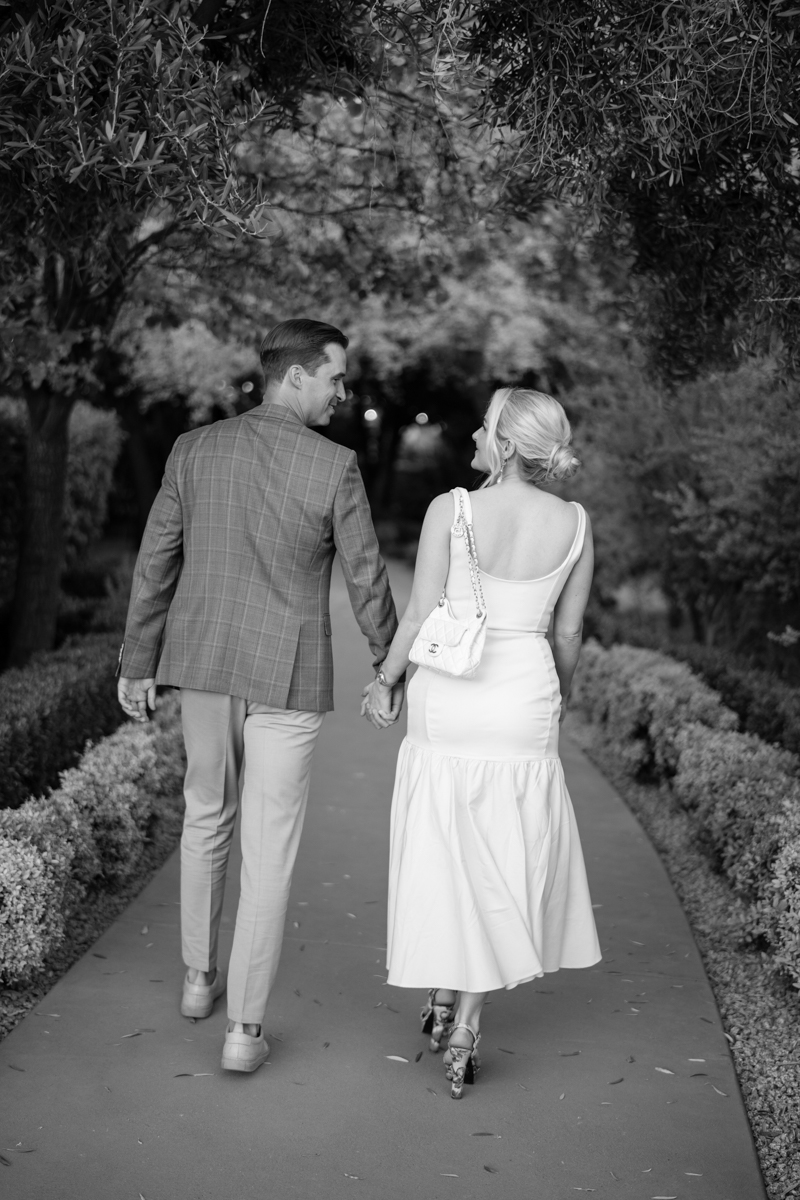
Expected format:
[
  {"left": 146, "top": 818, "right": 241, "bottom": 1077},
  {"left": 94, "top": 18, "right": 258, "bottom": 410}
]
[
  {"left": 360, "top": 678, "right": 405, "bottom": 730},
  {"left": 118, "top": 677, "right": 157, "bottom": 723}
]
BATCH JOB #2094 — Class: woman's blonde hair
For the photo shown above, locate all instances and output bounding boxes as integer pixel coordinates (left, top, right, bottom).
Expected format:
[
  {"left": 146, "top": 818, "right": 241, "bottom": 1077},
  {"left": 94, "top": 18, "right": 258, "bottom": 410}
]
[{"left": 480, "top": 387, "right": 580, "bottom": 488}]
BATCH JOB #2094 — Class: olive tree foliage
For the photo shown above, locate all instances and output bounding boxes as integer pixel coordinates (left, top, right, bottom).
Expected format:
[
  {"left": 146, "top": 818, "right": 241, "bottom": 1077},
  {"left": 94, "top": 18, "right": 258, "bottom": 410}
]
[
  {"left": 0, "top": 0, "right": 270, "bottom": 664},
  {"left": 401, "top": 0, "right": 800, "bottom": 379}
]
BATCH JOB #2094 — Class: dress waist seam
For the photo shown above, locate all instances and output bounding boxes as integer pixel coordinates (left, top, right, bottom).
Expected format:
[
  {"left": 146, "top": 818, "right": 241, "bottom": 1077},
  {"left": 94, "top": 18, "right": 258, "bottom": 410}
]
[{"left": 404, "top": 739, "right": 560, "bottom": 765}]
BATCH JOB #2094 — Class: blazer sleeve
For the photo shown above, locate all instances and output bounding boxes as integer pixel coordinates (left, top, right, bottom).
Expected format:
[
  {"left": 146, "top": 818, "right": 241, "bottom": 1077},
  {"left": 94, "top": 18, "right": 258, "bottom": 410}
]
[
  {"left": 119, "top": 445, "right": 185, "bottom": 679},
  {"left": 332, "top": 452, "right": 398, "bottom": 670}
]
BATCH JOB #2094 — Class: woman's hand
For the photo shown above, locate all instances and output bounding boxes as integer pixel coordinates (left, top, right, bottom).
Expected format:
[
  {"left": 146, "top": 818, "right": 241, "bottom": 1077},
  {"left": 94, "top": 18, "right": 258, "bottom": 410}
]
[{"left": 361, "top": 678, "right": 404, "bottom": 729}]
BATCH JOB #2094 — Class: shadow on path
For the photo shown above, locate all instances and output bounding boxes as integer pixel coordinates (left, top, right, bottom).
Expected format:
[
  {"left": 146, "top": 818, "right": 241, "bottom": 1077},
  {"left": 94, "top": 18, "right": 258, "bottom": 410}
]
[{"left": 0, "top": 561, "right": 765, "bottom": 1200}]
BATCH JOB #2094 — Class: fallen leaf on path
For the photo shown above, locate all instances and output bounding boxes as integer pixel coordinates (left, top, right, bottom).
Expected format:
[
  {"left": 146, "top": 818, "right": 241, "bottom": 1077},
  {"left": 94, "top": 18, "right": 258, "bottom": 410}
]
[
  {"left": 627, "top": 1055, "right": 636, "bottom": 1063},
  {"left": 440, "top": 1173, "right": 458, "bottom": 1177},
  {"left": 630, "top": 940, "right": 644, "bottom": 946},
  {"left": 92, "top": 953, "right": 106, "bottom": 959},
  {"left": 323, "top": 1042, "right": 330, "bottom": 1049},
  {"left": 415, "top": 1051, "right": 423, "bottom": 1062},
  {"left": 193, "top": 1073, "right": 214, "bottom": 1076},
  {"left": 559, "top": 1093, "right": 565, "bottom": 1100},
  {"left": 609, "top": 1078, "right": 624, "bottom": 1085},
  {"left": 497, "top": 1047, "right": 514, "bottom": 1054},
  {"left": 294, "top": 989, "right": 301, "bottom": 997},
  {"left": 560, "top": 1051, "right": 581, "bottom": 1056},
  {"left": 122, "top": 1032, "right": 142, "bottom": 1039},
  {"left": 141, "top": 926, "right": 148, "bottom": 935},
  {"left": 690, "top": 1072, "right": 708, "bottom": 1077},
  {"left": 343, "top": 1173, "right": 360, "bottom": 1179},
  {"left": 386, "top": 1055, "right": 408, "bottom": 1062},
  {"left": 655, "top": 1067, "right": 674, "bottom": 1075},
  {"left": 688, "top": 1058, "right": 705, "bottom": 1062},
  {"left": 652, "top": 1196, "right": 677, "bottom": 1199},
  {"left": 700, "top": 1017, "right": 713, "bottom": 1024},
  {"left": 8, "top": 1065, "right": 24, "bottom": 1072},
  {"left": 472, "top": 1132, "right": 499, "bottom": 1137},
  {"left": 347, "top": 913, "right": 356, "bottom": 919},
  {"left": 0, "top": 1154, "right": 11, "bottom": 1166},
  {"left": 685, "top": 1172, "right": 703, "bottom": 1176},
  {"left": 518, "top": 1084, "right": 528, "bottom": 1090},
  {"left": 313, "top": 999, "right": 322, "bottom": 1006},
  {"left": 174, "top": 1073, "right": 193, "bottom": 1077},
  {"left": 483, "top": 1165, "right": 498, "bottom": 1173},
  {"left": 712, "top": 1085, "right": 728, "bottom": 1096}
]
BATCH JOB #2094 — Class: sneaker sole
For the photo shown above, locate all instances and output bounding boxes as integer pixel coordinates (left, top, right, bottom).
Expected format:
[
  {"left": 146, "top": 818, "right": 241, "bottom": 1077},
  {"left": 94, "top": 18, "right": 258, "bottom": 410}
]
[{"left": 221, "top": 1052, "right": 268, "bottom": 1073}]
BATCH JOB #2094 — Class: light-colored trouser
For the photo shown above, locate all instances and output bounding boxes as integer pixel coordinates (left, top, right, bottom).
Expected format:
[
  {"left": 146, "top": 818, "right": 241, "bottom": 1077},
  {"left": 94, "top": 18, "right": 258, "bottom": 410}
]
[{"left": 180, "top": 689, "right": 324, "bottom": 1025}]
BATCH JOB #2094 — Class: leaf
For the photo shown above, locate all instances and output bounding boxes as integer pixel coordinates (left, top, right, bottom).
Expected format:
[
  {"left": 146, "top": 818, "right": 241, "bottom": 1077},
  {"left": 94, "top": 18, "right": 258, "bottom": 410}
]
[
  {"left": 92, "top": 953, "right": 107, "bottom": 959},
  {"left": 415, "top": 1051, "right": 423, "bottom": 1062},
  {"left": 385, "top": 1055, "right": 408, "bottom": 1063},
  {"left": 712, "top": 1085, "right": 728, "bottom": 1096},
  {"left": 654, "top": 1067, "right": 674, "bottom": 1075},
  {"left": 483, "top": 1165, "right": 498, "bottom": 1173},
  {"left": 0, "top": 1155, "right": 11, "bottom": 1166},
  {"left": 559, "top": 1093, "right": 565, "bottom": 1100},
  {"left": 609, "top": 1077, "right": 624, "bottom": 1084},
  {"left": 174, "top": 1073, "right": 193, "bottom": 1077},
  {"left": 497, "top": 1047, "right": 514, "bottom": 1054},
  {"left": 140, "top": 926, "right": 148, "bottom": 935},
  {"left": 440, "top": 1173, "right": 459, "bottom": 1177},
  {"left": 700, "top": 1017, "right": 713, "bottom": 1024},
  {"left": 472, "top": 1132, "right": 499, "bottom": 1137},
  {"left": 8, "top": 1065, "right": 24, "bottom": 1072},
  {"left": 559, "top": 1051, "right": 580, "bottom": 1056},
  {"left": 122, "top": 1032, "right": 142, "bottom": 1039},
  {"left": 323, "top": 1042, "right": 330, "bottom": 1049},
  {"left": 426, "top": 1087, "right": 437, "bottom": 1095},
  {"left": 690, "top": 1072, "right": 708, "bottom": 1077}
]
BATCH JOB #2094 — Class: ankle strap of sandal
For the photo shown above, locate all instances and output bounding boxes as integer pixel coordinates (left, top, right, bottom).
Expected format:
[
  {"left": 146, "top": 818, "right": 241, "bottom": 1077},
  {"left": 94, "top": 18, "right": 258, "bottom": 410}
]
[{"left": 449, "top": 1022, "right": 480, "bottom": 1047}]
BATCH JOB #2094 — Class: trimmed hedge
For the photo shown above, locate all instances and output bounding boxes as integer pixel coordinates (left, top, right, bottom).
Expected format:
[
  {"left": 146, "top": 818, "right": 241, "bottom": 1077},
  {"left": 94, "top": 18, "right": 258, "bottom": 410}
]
[
  {"left": 574, "top": 640, "right": 800, "bottom": 989},
  {"left": 0, "top": 692, "right": 185, "bottom": 985},
  {"left": 0, "top": 632, "right": 124, "bottom": 811},
  {"left": 586, "top": 607, "right": 800, "bottom": 757}
]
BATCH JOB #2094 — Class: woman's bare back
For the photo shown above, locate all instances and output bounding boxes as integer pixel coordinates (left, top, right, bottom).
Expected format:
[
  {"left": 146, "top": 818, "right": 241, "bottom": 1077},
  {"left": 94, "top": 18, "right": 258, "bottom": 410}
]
[{"left": 468, "top": 484, "right": 579, "bottom": 581}]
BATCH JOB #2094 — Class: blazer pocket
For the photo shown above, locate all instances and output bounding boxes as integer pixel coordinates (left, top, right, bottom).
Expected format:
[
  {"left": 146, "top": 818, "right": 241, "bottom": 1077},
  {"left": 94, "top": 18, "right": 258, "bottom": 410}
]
[{"left": 323, "top": 613, "right": 332, "bottom": 637}]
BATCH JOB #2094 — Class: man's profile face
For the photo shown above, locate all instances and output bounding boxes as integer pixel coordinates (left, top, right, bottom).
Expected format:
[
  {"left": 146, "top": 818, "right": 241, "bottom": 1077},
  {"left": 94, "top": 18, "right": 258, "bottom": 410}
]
[{"left": 299, "top": 343, "right": 347, "bottom": 426}]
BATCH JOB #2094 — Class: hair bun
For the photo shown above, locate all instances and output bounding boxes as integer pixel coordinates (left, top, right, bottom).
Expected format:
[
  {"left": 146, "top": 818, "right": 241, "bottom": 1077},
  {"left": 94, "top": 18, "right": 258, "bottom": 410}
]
[{"left": 548, "top": 443, "right": 580, "bottom": 481}]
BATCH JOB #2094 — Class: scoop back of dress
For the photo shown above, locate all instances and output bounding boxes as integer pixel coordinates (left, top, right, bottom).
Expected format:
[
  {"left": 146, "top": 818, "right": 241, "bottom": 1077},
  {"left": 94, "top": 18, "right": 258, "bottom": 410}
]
[{"left": 386, "top": 488, "right": 601, "bottom": 992}]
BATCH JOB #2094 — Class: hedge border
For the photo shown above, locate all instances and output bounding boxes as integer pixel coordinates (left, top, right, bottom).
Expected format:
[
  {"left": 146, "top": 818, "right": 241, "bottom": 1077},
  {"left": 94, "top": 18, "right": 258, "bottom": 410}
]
[{"left": 573, "top": 640, "right": 800, "bottom": 989}]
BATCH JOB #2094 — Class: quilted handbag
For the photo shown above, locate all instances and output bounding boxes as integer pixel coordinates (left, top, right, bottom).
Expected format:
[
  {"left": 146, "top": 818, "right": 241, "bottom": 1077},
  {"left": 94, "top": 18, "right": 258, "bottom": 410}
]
[{"left": 409, "top": 488, "right": 487, "bottom": 679}]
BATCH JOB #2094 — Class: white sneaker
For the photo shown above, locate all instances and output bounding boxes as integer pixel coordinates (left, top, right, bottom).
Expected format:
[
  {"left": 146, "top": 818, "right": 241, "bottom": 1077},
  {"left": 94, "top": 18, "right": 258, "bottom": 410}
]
[
  {"left": 180, "top": 967, "right": 226, "bottom": 1019},
  {"left": 221, "top": 1024, "right": 270, "bottom": 1073}
]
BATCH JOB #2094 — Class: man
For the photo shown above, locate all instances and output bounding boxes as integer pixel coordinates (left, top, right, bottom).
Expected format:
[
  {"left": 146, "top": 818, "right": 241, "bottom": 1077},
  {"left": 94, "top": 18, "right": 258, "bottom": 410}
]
[{"left": 118, "top": 319, "right": 403, "bottom": 1072}]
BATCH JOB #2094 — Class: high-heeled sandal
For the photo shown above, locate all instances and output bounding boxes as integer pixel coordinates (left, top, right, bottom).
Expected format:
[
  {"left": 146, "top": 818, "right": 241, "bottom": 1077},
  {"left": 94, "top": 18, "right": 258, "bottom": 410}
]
[
  {"left": 420, "top": 989, "right": 455, "bottom": 1053},
  {"left": 443, "top": 1023, "right": 481, "bottom": 1099}
]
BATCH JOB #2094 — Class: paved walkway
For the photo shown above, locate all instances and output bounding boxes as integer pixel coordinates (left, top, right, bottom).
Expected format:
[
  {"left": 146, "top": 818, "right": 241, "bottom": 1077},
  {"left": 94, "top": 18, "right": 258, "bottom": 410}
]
[{"left": 1, "top": 562, "right": 765, "bottom": 1200}]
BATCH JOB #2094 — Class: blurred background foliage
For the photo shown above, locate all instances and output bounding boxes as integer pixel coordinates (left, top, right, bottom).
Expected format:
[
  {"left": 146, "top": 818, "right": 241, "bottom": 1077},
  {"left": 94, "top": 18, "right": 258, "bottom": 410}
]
[{"left": 1, "top": 0, "right": 798, "bottom": 685}]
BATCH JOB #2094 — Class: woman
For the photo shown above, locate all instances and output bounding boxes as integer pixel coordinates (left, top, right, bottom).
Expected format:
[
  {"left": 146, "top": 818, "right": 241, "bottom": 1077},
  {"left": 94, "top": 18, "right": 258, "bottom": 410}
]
[{"left": 362, "top": 387, "right": 601, "bottom": 1099}]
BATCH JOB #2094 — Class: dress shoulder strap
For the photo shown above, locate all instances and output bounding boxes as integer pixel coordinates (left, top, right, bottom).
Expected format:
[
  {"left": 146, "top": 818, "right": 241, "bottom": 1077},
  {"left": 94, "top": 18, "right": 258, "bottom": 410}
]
[{"left": 568, "top": 502, "right": 587, "bottom": 563}]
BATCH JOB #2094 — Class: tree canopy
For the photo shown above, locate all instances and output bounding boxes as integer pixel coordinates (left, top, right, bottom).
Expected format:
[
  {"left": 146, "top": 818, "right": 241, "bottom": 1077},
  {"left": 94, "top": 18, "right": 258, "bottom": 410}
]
[{"left": 410, "top": 0, "right": 800, "bottom": 376}]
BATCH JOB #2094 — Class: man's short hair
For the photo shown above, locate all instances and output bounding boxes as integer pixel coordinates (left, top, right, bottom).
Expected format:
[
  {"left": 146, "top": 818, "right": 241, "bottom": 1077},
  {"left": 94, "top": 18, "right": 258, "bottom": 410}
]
[{"left": 259, "top": 319, "right": 349, "bottom": 386}]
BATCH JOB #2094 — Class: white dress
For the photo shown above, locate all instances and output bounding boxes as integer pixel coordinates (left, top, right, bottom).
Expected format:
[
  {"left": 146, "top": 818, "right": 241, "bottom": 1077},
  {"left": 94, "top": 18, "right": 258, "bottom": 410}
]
[{"left": 386, "top": 488, "right": 601, "bottom": 992}]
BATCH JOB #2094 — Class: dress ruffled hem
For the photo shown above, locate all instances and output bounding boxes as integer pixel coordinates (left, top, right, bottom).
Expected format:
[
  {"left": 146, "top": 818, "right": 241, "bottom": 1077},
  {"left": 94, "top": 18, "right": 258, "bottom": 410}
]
[{"left": 386, "top": 739, "right": 601, "bottom": 992}]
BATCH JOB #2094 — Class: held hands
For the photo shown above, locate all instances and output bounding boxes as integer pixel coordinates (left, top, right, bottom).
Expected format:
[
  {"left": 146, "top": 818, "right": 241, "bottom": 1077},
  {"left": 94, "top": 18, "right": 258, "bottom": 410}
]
[
  {"left": 361, "top": 678, "right": 405, "bottom": 730},
  {"left": 118, "top": 676, "right": 157, "bottom": 723}
]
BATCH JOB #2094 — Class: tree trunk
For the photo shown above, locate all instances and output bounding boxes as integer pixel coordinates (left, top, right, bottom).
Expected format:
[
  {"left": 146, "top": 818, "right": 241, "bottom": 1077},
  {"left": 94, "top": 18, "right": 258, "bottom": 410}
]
[{"left": 8, "top": 392, "right": 75, "bottom": 666}]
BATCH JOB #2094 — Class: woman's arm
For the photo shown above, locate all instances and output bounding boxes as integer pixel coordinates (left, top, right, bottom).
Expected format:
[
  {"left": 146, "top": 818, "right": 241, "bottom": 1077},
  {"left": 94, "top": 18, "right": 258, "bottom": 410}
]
[
  {"left": 551, "top": 511, "right": 594, "bottom": 716},
  {"left": 362, "top": 492, "right": 453, "bottom": 727}
]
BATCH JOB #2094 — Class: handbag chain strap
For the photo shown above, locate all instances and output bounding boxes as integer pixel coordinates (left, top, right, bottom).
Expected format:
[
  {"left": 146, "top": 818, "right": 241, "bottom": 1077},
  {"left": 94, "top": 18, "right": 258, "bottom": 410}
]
[{"left": 458, "top": 489, "right": 486, "bottom": 618}]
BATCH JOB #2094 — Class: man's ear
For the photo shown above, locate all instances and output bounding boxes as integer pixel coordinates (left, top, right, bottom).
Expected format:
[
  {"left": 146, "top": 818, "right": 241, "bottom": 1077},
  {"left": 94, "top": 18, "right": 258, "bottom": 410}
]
[{"left": 288, "top": 364, "right": 304, "bottom": 389}]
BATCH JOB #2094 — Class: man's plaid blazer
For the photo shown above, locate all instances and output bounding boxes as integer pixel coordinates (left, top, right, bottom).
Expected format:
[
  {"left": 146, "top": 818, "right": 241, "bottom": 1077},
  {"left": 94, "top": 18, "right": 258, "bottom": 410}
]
[{"left": 119, "top": 404, "right": 398, "bottom": 711}]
